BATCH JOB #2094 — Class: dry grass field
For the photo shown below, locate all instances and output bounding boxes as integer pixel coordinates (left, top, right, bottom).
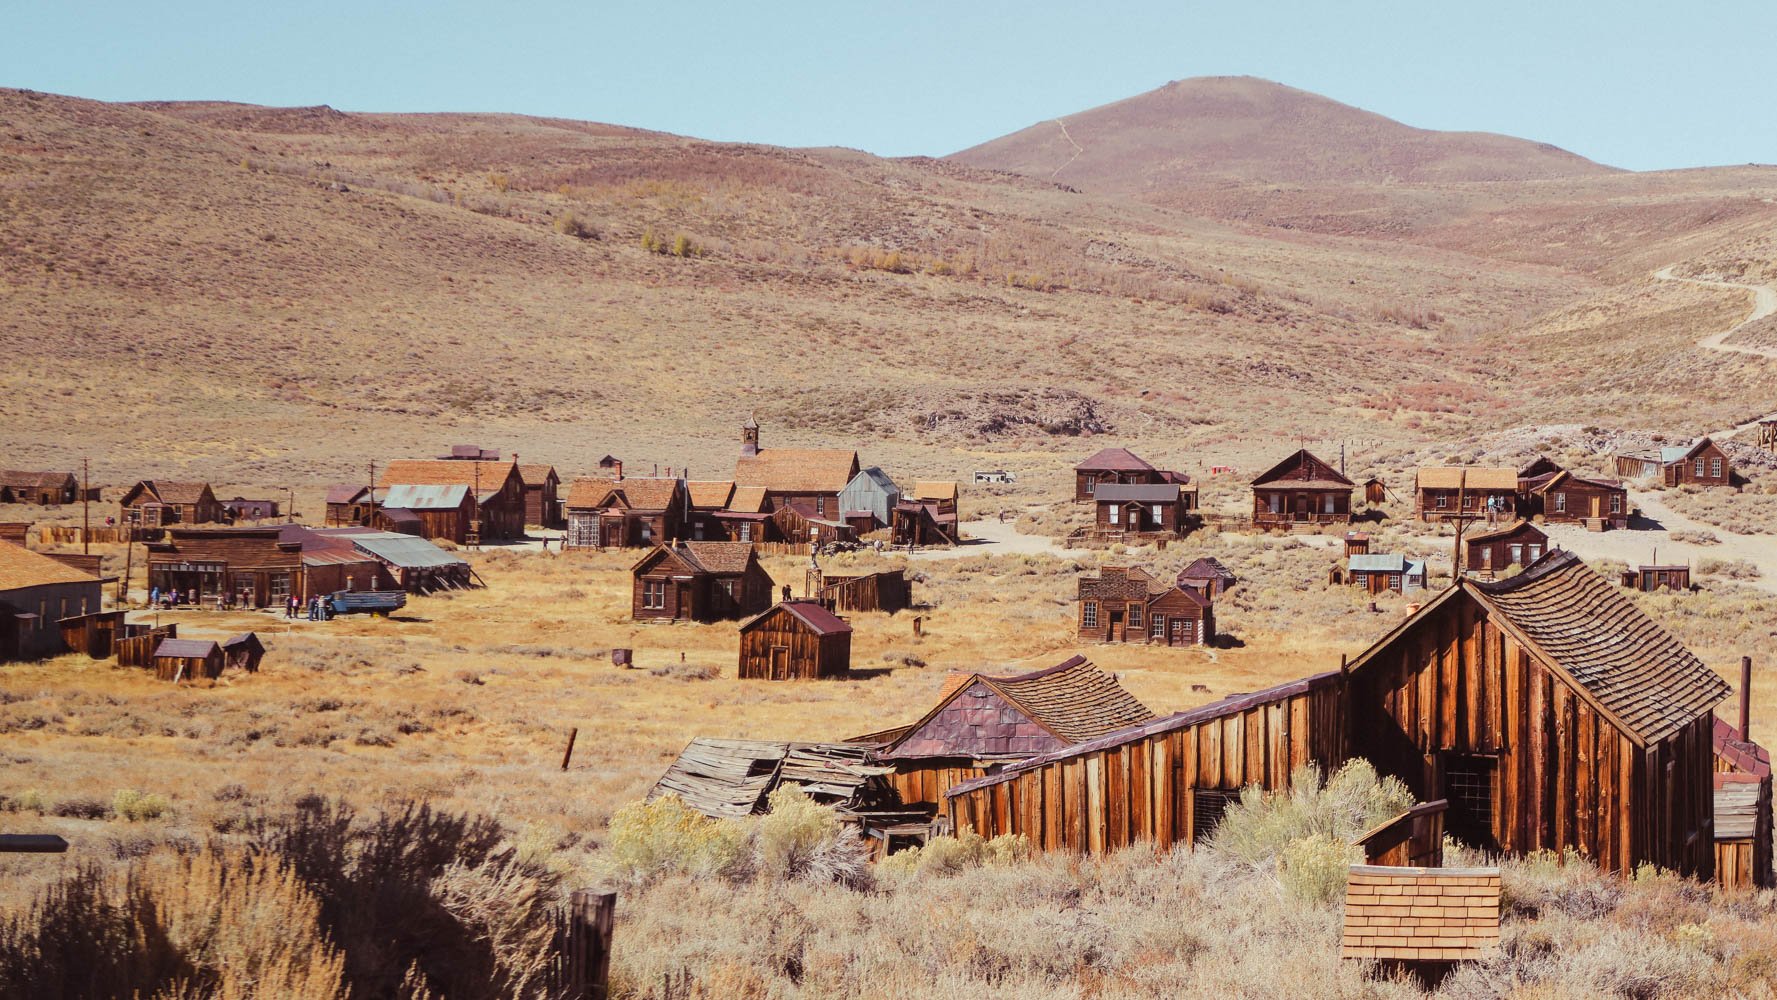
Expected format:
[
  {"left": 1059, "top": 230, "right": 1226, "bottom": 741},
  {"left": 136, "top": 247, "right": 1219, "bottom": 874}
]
[{"left": 6, "top": 76, "right": 1777, "bottom": 997}]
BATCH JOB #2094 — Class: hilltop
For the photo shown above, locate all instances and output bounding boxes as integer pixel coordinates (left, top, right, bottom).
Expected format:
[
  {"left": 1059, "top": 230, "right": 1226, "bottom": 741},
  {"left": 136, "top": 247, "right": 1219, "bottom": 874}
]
[{"left": 950, "top": 76, "right": 1613, "bottom": 191}]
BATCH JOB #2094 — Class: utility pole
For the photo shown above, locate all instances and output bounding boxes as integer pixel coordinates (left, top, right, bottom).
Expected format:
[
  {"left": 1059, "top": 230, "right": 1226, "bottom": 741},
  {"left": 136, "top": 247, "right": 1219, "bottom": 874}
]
[
  {"left": 1451, "top": 469, "right": 1468, "bottom": 580},
  {"left": 81, "top": 457, "right": 90, "bottom": 555},
  {"left": 367, "top": 459, "right": 376, "bottom": 527},
  {"left": 287, "top": 486, "right": 294, "bottom": 524}
]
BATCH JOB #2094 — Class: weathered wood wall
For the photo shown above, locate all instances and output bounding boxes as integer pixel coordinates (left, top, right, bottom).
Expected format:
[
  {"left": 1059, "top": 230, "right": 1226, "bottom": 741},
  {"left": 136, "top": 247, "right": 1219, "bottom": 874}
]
[{"left": 738, "top": 608, "right": 849, "bottom": 680}]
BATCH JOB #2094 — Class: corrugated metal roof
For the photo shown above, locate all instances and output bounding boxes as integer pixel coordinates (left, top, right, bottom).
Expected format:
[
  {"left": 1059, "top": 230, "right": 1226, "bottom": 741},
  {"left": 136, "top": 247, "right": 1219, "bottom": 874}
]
[
  {"left": 378, "top": 484, "right": 469, "bottom": 510},
  {"left": 350, "top": 532, "right": 467, "bottom": 569},
  {"left": 1349, "top": 553, "right": 1407, "bottom": 573}
]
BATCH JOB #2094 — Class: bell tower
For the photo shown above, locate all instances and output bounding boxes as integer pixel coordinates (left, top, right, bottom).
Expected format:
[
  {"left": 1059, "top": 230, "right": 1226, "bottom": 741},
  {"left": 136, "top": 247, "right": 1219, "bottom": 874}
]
[{"left": 741, "top": 413, "right": 760, "bottom": 456}]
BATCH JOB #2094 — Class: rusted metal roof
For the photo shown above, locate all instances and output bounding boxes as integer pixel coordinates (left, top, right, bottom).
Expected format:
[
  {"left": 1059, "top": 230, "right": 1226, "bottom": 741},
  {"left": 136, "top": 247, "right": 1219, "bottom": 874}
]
[
  {"left": 1076, "top": 447, "right": 1155, "bottom": 473},
  {"left": 378, "top": 484, "right": 469, "bottom": 510},
  {"left": 741, "top": 600, "right": 851, "bottom": 636}
]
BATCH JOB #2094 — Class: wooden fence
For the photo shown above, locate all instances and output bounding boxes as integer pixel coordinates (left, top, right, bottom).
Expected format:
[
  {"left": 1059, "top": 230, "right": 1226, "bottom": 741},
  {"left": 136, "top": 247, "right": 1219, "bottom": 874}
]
[
  {"left": 549, "top": 890, "right": 615, "bottom": 1000},
  {"left": 750, "top": 541, "right": 812, "bottom": 557},
  {"left": 116, "top": 625, "right": 177, "bottom": 668},
  {"left": 38, "top": 526, "right": 127, "bottom": 546}
]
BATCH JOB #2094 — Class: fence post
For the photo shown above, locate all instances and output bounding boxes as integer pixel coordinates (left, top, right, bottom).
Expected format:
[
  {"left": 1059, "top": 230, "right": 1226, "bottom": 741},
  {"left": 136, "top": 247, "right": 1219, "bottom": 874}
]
[{"left": 562, "top": 890, "right": 615, "bottom": 1000}]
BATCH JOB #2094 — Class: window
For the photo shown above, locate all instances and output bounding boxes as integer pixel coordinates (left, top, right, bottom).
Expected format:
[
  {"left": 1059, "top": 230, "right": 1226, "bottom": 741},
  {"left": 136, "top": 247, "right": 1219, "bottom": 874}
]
[
  {"left": 1108, "top": 504, "right": 1120, "bottom": 525},
  {"left": 1443, "top": 754, "right": 1498, "bottom": 850},
  {"left": 1711, "top": 458, "right": 1722, "bottom": 479},
  {"left": 1085, "top": 478, "right": 1097, "bottom": 495},
  {"left": 1323, "top": 494, "right": 1335, "bottom": 514},
  {"left": 738, "top": 523, "right": 752, "bottom": 542},
  {"left": 719, "top": 579, "right": 735, "bottom": 602},
  {"left": 643, "top": 580, "right": 666, "bottom": 609},
  {"left": 1695, "top": 458, "right": 1706, "bottom": 477},
  {"left": 1388, "top": 574, "right": 1402, "bottom": 592},
  {"left": 1462, "top": 494, "right": 1475, "bottom": 509},
  {"left": 270, "top": 574, "right": 291, "bottom": 602},
  {"left": 1435, "top": 495, "right": 1448, "bottom": 509},
  {"left": 1268, "top": 494, "right": 1281, "bottom": 514},
  {"left": 1192, "top": 789, "right": 1240, "bottom": 840},
  {"left": 640, "top": 522, "right": 653, "bottom": 542},
  {"left": 38, "top": 601, "right": 46, "bottom": 630},
  {"left": 1509, "top": 544, "right": 1523, "bottom": 565},
  {"left": 1528, "top": 544, "right": 1543, "bottom": 562},
  {"left": 1481, "top": 547, "right": 1493, "bottom": 570},
  {"left": 1151, "top": 616, "right": 1166, "bottom": 639},
  {"left": 1610, "top": 494, "right": 1622, "bottom": 514},
  {"left": 816, "top": 497, "right": 826, "bottom": 516},
  {"left": 1082, "top": 601, "right": 1099, "bottom": 628},
  {"left": 693, "top": 521, "right": 706, "bottom": 541},
  {"left": 1553, "top": 493, "right": 1566, "bottom": 513},
  {"left": 1128, "top": 604, "right": 1142, "bottom": 629}
]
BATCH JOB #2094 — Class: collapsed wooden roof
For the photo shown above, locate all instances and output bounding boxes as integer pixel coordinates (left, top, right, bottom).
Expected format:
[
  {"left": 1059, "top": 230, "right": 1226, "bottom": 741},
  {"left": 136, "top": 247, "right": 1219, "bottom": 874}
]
[{"left": 649, "top": 738, "right": 891, "bottom": 819}]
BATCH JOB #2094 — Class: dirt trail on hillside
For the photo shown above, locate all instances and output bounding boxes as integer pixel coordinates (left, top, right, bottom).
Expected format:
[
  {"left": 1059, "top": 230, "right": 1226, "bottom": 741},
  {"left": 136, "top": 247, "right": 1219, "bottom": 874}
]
[{"left": 1653, "top": 264, "right": 1777, "bottom": 361}]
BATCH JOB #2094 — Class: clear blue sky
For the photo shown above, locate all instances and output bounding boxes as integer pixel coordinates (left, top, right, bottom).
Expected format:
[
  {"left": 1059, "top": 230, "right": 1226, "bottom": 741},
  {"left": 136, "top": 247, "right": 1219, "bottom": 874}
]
[{"left": 6, "top": 1, "right": 1773, "bottom": 171}]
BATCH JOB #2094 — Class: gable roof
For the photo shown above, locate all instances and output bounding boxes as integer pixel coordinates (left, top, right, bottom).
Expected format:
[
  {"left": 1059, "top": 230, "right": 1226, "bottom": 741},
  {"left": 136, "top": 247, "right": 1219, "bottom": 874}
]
[
  {"left": 377, "top": 460, "right": 517, "bottom": 496},
  {"left": 1714, "top": 718, "right": 1771, "bottom": 778},
  {"left": 1341, "top": 865, "right": 1500, "bottom": 962},
  {"left": 221, "top": 632, "right": 264, "bottom": 653},
  {"left": 1349, "top": 553, "right": 1407, "bottom": 573},
  {"left": 1532, "top": 470, "right": 1624, "bottom": 494},
  {"left": 154, "top": 638, "right": 220, "bottom": 659},
  {"left": 685, "top": 480, "right": 735, "bottom": 510},
  {"left": 563, "top": 476, "right": 680, "bottom": 511},
  {"left": 1518, "top": 456, "right": 1563, "bottom": 479},
  {"left": 0, "top": 471, "right": 75, "bottom": 491},
  {"left": 1179, "top": 557, "right": 1236, "bottom": 584},
  {"left": 910, "top": 481, "right": 958, "bottom": 502},
  {"left": 0, "top": 540, "right": 104, "bottom": 591},
  {"left": 726, "top": 486, "right": 769, "bottom": 514},
  {"left": 125, "top": 481, "right": 213, "bottom": 506},
  {"left": 516, "top": 464, "right": 557, "bottom": 487},
  {"left": 378, "top": 484, "right": 469, "bottom": 510},
  {"left": 1076, "top": 447, "right": 1154, "bottom": 473},
  {"left": 1250, "top": 449, "right": 1354, "bottom": 489},
  {"left": 1093, "top": 483, "right": 1185, "bottom": 503},
  {"left": 633, "top": 541, "right": 760, "bottom": 577},
  {"left": 734, "top": 449, "right": 859, "bottom": 495},
  {"left": 880, "top": 655, "right": 1156, "bottom": 759},
  {"left": 741, "top": 600, "right": 851, "bottom": 636},
  {"left": 1415, "top": 467, "right": 1519, "bottom": 491},
  {"left": 1464, "top": 518, "right": 1546, "bottom": 545},
  {"left": 1350, "top": 551, "right": 1731, "bottom": 746},
  {"left": 325, "top": 484, "right": 371, "bottom": 505},
  {"left": 846, "top": 467, "right": 899, "bottom": 494}
]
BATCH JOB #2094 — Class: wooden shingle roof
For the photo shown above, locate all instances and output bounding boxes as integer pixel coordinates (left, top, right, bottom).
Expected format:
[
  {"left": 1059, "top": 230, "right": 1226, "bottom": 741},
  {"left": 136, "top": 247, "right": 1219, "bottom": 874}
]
[
  {"left": 1469, "top": 551, "right": 1731, "bottom": 745},
  {"left": 1415, "top": 467, "right": 1519, "bottom": 491},
  {"left": 649, "top": 739, "right": 888, "bottom": 819},
  {"left": 881, "top": 655, "right": 1156, "bottom": 760},
  {"left": 638, "top": 541, "right": 758, "bottom": 577},
  {"left": 733, "top": 449, "right": 859, "bottom": 495},
  {"left": 0, "top": 471, "right": 74, "bottom": 491},
  {"left": 378, "top": 460, "right": 516, "bottom": 493},
  {"left": 564, "top": 477, "right": 679, "bottom": 511},
  {"left": 516, "top": 464, "right": 557, "bottom": 487},
  {"left": 1250, "top": 449, "right": 1354, "bottom": 489},
  {"left": 1179, "top": 557, "right": 1236, "bottom": 584},
  {"left": 0, "top": 541, "right": 102, "bottom": 591},
  {"left": 910, "top": 481, "right": 958, "bottom": 502},
  {"left": 1076, "top": 447, "right": 1154, "bottom": 473},
  {"left": 1341, "top": 865, "right": 1500, "bottom": 962},
  {"left": 726, "top": 486, "right": 769, "bottom": 514},
  {"left": 685, "top": 481, "right": 735, "bottom": 509},
  {"left": 135, "top": 481, "right": 213, "bottom": 505}
]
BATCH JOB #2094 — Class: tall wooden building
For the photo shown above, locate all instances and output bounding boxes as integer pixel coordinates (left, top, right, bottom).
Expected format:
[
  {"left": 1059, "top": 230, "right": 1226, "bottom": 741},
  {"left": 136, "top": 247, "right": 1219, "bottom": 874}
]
[
  {"left": 516, "top": 463, "right": 562, "bottom": 528},
  {"left": 1250, "top": 450, "right": 1354, "bottom": 527},
  {"left": 737, "top": 601, "right": 852, "bottom": 680},
  {"left": 732, "top": 418, "right": 860, "bottom": 519}
]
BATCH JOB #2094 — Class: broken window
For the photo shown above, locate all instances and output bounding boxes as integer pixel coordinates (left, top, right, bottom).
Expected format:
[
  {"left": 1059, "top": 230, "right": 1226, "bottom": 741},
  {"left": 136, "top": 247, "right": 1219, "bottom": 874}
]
[
  {"left": 1443, "top": 754, "right": 1497, "bottom": 850},
  {"left": 1192, "top": 788, "right": 1241, "bottom": 840}
]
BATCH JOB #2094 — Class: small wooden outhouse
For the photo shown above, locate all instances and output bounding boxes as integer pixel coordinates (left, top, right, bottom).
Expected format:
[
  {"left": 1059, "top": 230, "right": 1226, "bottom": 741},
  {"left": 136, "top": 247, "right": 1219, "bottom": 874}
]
[{"left": 737, "top": 601, "right": 851, "bottom": 680}]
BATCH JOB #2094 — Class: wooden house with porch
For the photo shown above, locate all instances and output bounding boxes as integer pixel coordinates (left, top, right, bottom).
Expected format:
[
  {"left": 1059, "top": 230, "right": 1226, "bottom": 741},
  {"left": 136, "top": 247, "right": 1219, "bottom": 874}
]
[
  {"left": 1463, "top": 520, "right": 1548, "bottom": 577},
  {"left": 1615, "top": 438, "right": 1734, "bottom": 488},
  {"left": 563, "top": 477, "right": 686, "bottom": 549},
  {"left": 861, "top": 656, "right": 1156, "bottom": 809},
  {"left": 1089, "top": 483, "right": 1193, "bottom": 539},
  {"left": 119, "top": 481, "right": 223, "bottom": 530},
  {"left": 1077, "top": 565, "right": 1215, "bottom": 646},
  {"left": 0, "top": 471, "right": 83, "bottom": 506},
  {"left": 0, "top": 542, "right": 107, "bottom": 663},
  {"left": 1531, "top": 471, "right": 1629, "bottom": 529},
  {"left": 738, "top": 601, "right": 852, "bottom": 680},
  {"left": 1414, "top": 467, "right": 1520, "bottom": 523},
  {"left": 1250, "top": 450, "right": 1354, "bottom": 528},
  {"left": 732, "top": 418, "right": 860, "bottom": 520},
  {"left": 630, "top": 542, "right": 774, "bottom": 623},
  {"left": 148, "top": 526, "right": 305, "bottom": 610},
  {"left": 377, "top": 460, "right": 526, "bottom": 540}
]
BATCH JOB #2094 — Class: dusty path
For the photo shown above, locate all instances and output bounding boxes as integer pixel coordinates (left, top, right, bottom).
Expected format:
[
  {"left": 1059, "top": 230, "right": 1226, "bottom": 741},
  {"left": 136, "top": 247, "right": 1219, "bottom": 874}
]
[
  {"left": 1653, "top": 264, "right": 1777, "bottom": 362},
  {"left": 907, "top": 517, "right": 1070, "bottom": 560},
  {"left": 1547, "top": 489, "right": 1777, "bottom": 596}
]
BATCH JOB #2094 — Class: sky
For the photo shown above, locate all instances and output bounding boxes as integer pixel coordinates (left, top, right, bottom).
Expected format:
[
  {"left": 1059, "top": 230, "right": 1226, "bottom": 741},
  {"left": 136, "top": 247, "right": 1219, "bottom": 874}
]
[{"left": 5, "top": 1, "right": 1775, "bottom": 171}]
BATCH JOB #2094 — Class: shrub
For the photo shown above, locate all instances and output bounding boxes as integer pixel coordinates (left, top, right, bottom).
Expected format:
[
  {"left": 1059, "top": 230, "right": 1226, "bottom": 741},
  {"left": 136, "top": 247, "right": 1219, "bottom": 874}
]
[
  {"left": 112, "top": 789, "right": 170, "bottom": 822},
  {"left": 877, "top": 829, "right": 1031, "bottom": 879},
  {"left": 553, "top": 211, "right": 594, "bottom": 240},
  {"left": 599, "top": 794, "right": 749, "bottom": 885},
  {"left": 1208, "top": 759, "right": 1414, "bottom": 869},
  {"left": 4, "top": 789, "right": 47, "bottom": 814},
  {"left": 49, "top": 796, "right": 111, "bottom": 820},
  {"left": 753, "top": 786, "right": 867, "bottom": 886},
  {"left": 1277, "top": 832, "right": 1359, "bottom": 904}
]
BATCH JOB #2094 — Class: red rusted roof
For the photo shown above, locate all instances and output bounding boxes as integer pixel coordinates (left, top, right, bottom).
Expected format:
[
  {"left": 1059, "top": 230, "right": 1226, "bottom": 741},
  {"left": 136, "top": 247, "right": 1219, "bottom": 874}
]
[{"left": 1715, "top": 718, "right": 1771, "bottom": 777}]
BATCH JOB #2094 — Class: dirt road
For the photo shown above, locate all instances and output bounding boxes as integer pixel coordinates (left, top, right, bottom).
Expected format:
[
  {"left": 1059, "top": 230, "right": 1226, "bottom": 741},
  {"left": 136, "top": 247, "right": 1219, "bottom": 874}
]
[
  {"left": 907, "top": 517, "right": 1071, "bottom": 560},
  {"left": 1547, "top": 489, "right": 1777, "bottom": 596},
  {"left": 1653, "top": 264, "right": 1777, "bottom": 362}
]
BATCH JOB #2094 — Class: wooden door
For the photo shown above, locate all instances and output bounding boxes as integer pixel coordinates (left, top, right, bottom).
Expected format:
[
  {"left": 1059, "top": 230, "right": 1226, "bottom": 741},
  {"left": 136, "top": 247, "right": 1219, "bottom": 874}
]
[
  {"left": 770, "top": 645, "right": 790, "bottom": 679},
  {"left": 1293, "top": 495, "right": 1310, "bottom": 521},
  {"left": 675, "top": 584, "right": 690, "bottom": 620},
  {"left": 1589, "top": 495, "right": 1601, "bottom": 518},
  {"left": 1109, "top": 610, "right": 1124, "bottom": 643}
]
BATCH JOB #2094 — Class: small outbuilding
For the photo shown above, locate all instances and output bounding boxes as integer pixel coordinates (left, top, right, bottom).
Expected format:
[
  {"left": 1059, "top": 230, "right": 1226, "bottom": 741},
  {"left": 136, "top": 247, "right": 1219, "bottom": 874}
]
[
  {"left": 151, "top": 638, "right": 225, "bottom": 682},
  {"left": 1622, "top": 564, "right": 1691, "bottom": 592},
  {"left": 1463, "top": 519, "right": 1548, "bottom": 577},
  {"left": 1177, "top": 557, "right": 1236, "bottom": 599},
  {"left": 221, "top": 632, "right": 265, "bottom": 673},
  {"left": 737, "top": 601, "right": 852, "bottom": 680},
  {"left": 1346, "top": 554, "right": 1426, "bottom": 594}
]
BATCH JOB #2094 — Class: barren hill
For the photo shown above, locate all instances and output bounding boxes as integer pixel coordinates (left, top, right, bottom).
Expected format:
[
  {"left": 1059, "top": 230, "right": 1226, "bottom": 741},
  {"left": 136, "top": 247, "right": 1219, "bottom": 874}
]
[
  {"left": 951, "top": 76, "right": 1614, "bottom": 191},
  {"left": 1, "top": 87, "right": 1773, "bottom": 497}
]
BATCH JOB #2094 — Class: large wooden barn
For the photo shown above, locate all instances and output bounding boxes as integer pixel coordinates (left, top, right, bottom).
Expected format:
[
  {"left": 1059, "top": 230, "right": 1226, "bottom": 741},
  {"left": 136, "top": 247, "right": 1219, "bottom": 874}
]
[
  {"left": 630, "top": 542, "right": 773, "bottom": 623},
  {"left": 376, "top": 460, "right": 526, "bottom": 541},
  {"left": 119, "top": 480, "right": 223, "bottom": 530},
  {"left": 0, "top": 542, "right": 107, "bottom": 663},
  {"left": 949, "top": 552, "right": 1747, "bottom": 881},
  {"left": 737, "top": 601, "right": 852, "bottom": 680},
  {"left": 1250, "top": 450, "right": 1354, "bottom": 527},
  {"left": 861, "top": 656, "right": 1155, "bottom": 809}
]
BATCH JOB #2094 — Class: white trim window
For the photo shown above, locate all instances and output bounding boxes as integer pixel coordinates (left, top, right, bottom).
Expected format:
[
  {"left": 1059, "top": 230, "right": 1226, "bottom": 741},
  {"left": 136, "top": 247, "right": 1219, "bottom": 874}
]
[
  {"left": 643, "top": 580, "right": 666, "bottom": 609},
  {"left": 1082, "top": 601, "right": 1099, "bottom": 629},
  {"left": 1610, "top": 494, "right": 1622, "bottom": 514},
  {"left": 1711, "top": 458, "right": 1723, "bottom": 479},
  {"left": 1128, "top": 603, "right": 1143, "bottom": 629},
  {"left": 1109, "top": 504, "right": 1120, "bottom": 525},
  {"left": 1695, "top": 458, "right": 1706, "bottom": 477},
  {"left": 1554, "top": 493, "right": 1566, "bottom": 513},
  {"left": 1151, "top": 616, "right": 1166, "bottom": 639}
]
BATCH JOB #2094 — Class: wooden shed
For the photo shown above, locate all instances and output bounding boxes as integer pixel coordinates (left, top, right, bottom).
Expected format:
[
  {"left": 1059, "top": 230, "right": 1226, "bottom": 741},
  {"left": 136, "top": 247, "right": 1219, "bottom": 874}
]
[
  {"left": 945, "top": 670, "right": 1348, "bottom": 853},
  {"left": 0, "top": 471, "right": 81, "bottom": 506},
  {"left": 1342, "top": 551, "right": 1731, "bottom": 878},
  {"left": 631, "top": 542, "right": 774, "bottom": 623},
  {"left": 1622, "top": 564, "right": 1691, "bottom": 592},
  {"left": 814, "top": 569, "right": 911, "bottom": 614},
  {"left": 151, "top": 638, "right": 225, "bottom": 682},
  {"left": 772, "top": 504, "right": 858, "bottom": 548},
  {"left": 1463, "top": 519, "right": 1548, "bottom": 577},
  {"left": 1531, "top": 471, "right": 1629, "bottom": 529},
  {"left": 864, "top": 656, "right": 1155, "bottom": 808},
  {"left": 839, "top": 467, "right": 900, "bottom": 531},
  {"left": 1251, "top": 449, "right": 1354, "bottom": 528},
  {"left": 1414, "top": 467, "right": 1520, "bottom": 523},
  {"left": 221, "top": 632, "right": 265, "bottom": 673},
  {"left": 737, "top": 601, "right": 852, "bottom": 680},
  {"left": 1346, "top": 554, "right": 1426, "bottom": 594},
  {"left": 1713, "top": 719, "right": 1773, "bottom": 891}
]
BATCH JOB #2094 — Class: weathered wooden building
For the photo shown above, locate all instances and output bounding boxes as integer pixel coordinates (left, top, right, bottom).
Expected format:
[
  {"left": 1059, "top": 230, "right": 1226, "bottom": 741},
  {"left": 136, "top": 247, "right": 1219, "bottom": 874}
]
[
  {"left": 732, "top": 418, "right": 860, "bottom": 518},
  {"left": 1178, "top": 558, "right": 1236, "bottom": 599},
  {"left": 1076, "top": 447, "right": 1161, "bottom": 501},
  {"left": 839, "top": 467, "right": 900, "bottom": 531},
  {"left": 373, "top": 484, "right": 477, "bottom": 544},
  {"left": 1077, "top": 566, "right": 1214, "bottom": 646},
  {"left": 814, "top": 569, "right": 911, "bottom": 614},
  {"left": 438, "top": 445, "right": 500, "bottom": 461},
  {"left": 1090, "top": 484, "right": 1193, "bottom": 539},
  {"left": 221, "top": 632, "right": 265, "bottom": 673},
  {"left": 684, "top": 481, "right": 737, "bottom": 541},
  {"left": 517, "top": 464, "right": 562, "bottom": 528},
  {"left": 630, "top": 542, "right": 773, "bottom": 623},
  {"left": 148, "top": 527, "right": 302, "bottom": 609},
  {"left": 317, "top": 528, "right": 472, "bottom": 593},
  {"left": 891, "top": 481, "right": 961, "bottom": 546},
  {"left": 1346, "top": 554, "right": 1426, "bottom": 594},
  {"left": 1342, "top": 552, "right": 1731, "bottom": 877},
  {"left": 1531, "top": 471, "right": 1629, "bottom": 529},
  {"left": 737, "top": 601, "right": 852, "bottom": 680},
  {"left": 946, "top": 670, "right": 1348, "bottom": 852},
  {"left": 0, "top": 542, "right": 107, "bottom": 663},
  {"left": 1615, "top": 438, "right": 1733, "bottom": 487},
  {"left": 864, "top": 656, "right": 1156, "bottom": 808},
  {"left": 150, "top": 638, "right": 225, "bottom": 682},
  {"left": 714, "top": 486, "right": 774, "bottom": 544},
  {"left": 223, "top": 497, "right": 280, "bottom": 521},
  {"left": 1714, "top": 718, "right": 1773, "bottom": 890},
  {"left": 119, "top": 481, "right": 223, "bottom": 529},
  {"left": 1251, "top": 450, "right": 1354, "bottom": 527},
  {"left": 564, "top": 477, "right": 686, "bottom": 549},
  {"left": 377, "top": 460, "right": 527, "bottom": 540},
  {"left": 324, "top": 485, "right": 374, "bottom": 527},
  {"left": 1623, "top": 564, "right": 1691, "bottom": 592},
  {"left": 0, "top": 471, "right": 83, "bottom": 506},
  {"left": 650, "top": 739, "right": 893, "bottom": 818},
  {"left": 1414, "top": 467, "right": 1520, "bottom": 523},
  {"left": 772, "top": 504, "right": 859, "bottom": 548},
  {"left": 1463, "top": 520, "right": 1548, "bottom": 577}
]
